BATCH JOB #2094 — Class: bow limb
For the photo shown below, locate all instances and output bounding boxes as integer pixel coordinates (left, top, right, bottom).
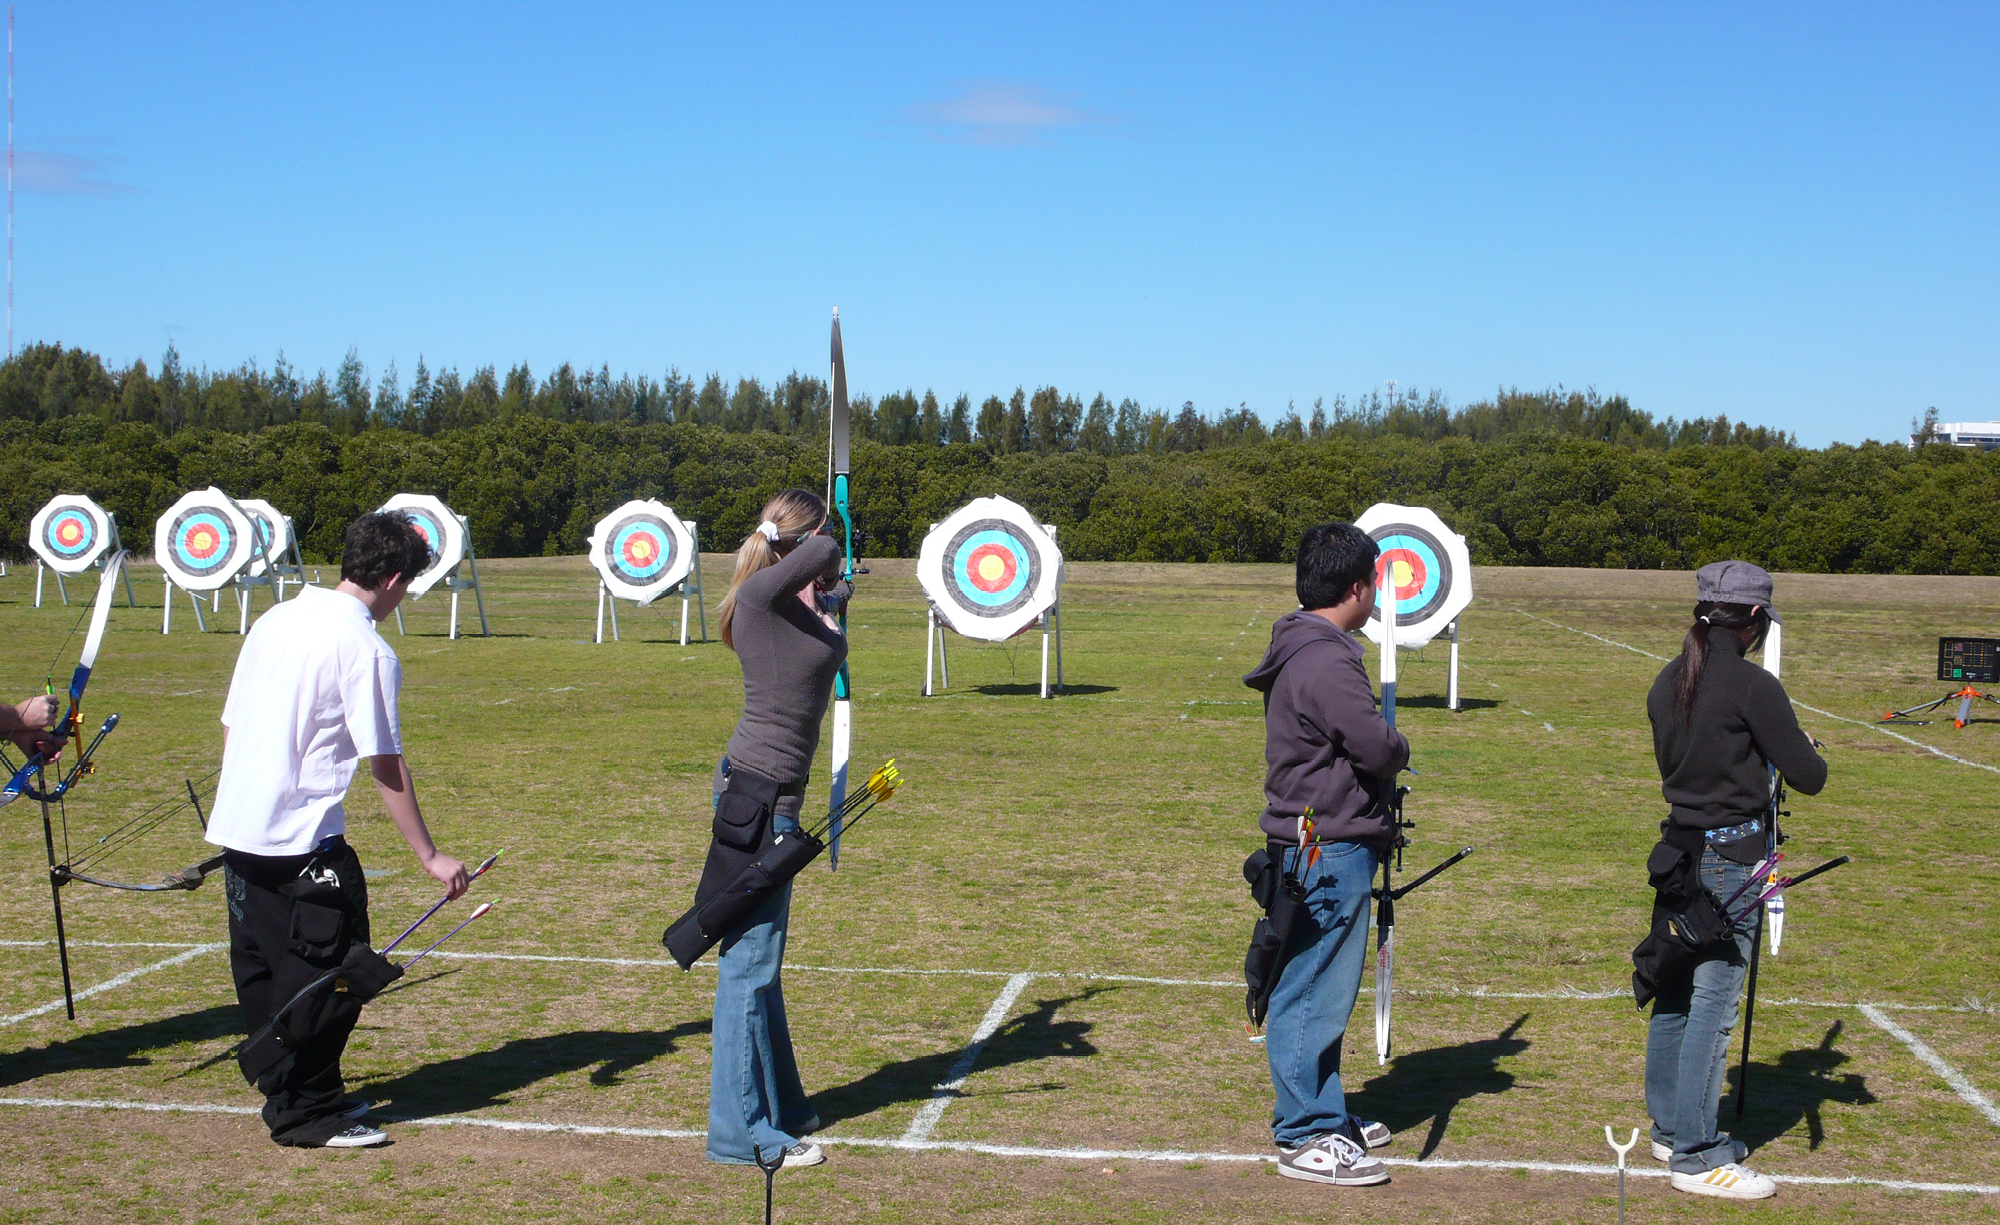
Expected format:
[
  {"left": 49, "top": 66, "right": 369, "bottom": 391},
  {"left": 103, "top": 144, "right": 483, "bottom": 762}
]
[{"left": 826, "top": 309, "right": 853, "bottom": 870}]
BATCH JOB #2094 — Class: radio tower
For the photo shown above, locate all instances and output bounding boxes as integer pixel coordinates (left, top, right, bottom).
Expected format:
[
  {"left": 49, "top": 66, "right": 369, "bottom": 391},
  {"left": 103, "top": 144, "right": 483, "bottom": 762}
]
[{"left": 8, "top": 4, "right": 14, "bottom": 358}]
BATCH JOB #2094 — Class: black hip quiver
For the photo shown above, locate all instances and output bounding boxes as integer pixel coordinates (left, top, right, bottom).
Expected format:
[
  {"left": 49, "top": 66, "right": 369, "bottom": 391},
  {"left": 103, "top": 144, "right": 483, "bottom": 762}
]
[
  {"left": 663, "top": 763, "right": 822, "bottom": 970},
  {"left": 1242, "top": 843, "right": 1307, "bottom": 1028}
]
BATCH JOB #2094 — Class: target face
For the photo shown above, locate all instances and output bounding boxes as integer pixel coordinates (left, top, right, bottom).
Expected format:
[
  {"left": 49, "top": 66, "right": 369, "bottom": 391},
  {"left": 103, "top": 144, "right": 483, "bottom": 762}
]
[
  {"left": 379, "top": 494, "right": 467, "bottom": 598},
  {"left": 1355, "top": 503, "right": 1473, "bottom": 648},
  {"left": 152, "top": 488, "right": 258, "bottom": 591},
  {"left": 29, "top": 495, "right": 116, "bottom": 573},
  {"left": 588, "top": 499, "right": 694, "bottom": 605},
  {"left": 918, "top": 496, "right": 1063, "bottom": 642}
]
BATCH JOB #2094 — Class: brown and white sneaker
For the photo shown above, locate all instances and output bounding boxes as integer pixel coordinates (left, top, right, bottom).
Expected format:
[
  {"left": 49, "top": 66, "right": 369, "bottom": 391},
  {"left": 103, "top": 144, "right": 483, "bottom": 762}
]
[{"left": 1277, "top": 1132, "right": 1390, "bottom": 1186}]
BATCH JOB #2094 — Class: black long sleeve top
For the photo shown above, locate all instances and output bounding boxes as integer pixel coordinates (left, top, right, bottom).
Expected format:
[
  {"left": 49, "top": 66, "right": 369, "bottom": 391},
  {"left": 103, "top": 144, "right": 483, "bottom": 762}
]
[{"left": 1645, "top": 627, "right": 1827, "bottom": 831}]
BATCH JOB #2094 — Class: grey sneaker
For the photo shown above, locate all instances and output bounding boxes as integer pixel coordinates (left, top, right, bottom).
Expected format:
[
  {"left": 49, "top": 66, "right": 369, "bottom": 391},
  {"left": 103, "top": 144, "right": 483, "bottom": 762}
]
[
  {"left": 1277, "top": 1132, "right": 1389, "bottom": 1186},
  {"left": 1355, "top": 1119, "right": 1392, "bottom": 1149},
  {"left": 1671, "top": 1162, "right": 1777, "bottom": 1199},
  {"left": 323, "top": 1124, "right": 389, "bottom": 1148},
  {"left": 781, "top": 1141, "right": 825, "bottom": 1168}
]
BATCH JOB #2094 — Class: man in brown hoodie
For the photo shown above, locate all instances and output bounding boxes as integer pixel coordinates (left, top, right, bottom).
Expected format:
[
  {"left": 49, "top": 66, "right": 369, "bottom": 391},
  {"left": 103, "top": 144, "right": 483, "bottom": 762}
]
[{"left": 1242, "top": 522, "right": 1409, "bottom": 1187}]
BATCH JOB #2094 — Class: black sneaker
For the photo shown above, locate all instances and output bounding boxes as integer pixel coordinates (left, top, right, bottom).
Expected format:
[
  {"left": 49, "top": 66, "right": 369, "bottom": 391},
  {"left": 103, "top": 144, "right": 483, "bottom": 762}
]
[
  {"left": 324, "top": 1124, "right": 389, "bottom": 1148},
  {"left": 1277, "top": 1132, "right": 1389, "bottom": 1186}
]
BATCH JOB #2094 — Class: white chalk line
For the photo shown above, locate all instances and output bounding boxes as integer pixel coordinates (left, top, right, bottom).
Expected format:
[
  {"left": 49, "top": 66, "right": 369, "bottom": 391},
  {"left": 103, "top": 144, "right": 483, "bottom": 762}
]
[
  {"left": 0, "top": 940, "right": 1986, "bottom": 1014},
  {"left": 1500, "top": 607, "right": 2000, "bottom": 773},
  {"left": 1858, "top": 1004, "right": 2000, "bottom": 1128},
  {"left": 0, "top": 1095, "right": 1992, "bottom": 1196},
  {"left": 902, "top": 972, "right": 1035, "bottom": 1143},
  {"left": 0, "top": 943, "right": 226, "bottom": 1027}
]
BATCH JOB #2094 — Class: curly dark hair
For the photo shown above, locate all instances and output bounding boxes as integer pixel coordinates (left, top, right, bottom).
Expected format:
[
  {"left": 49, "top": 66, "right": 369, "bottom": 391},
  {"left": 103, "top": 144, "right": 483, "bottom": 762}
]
[{"left": 341, "top": 511, "right": 434, "bottom": 589}]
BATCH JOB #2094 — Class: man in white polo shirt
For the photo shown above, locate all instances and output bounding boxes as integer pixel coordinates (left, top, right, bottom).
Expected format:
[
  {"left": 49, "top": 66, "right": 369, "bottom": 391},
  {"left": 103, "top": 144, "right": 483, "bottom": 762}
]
[{"left": 208, "top": 510, "right": 469, "bottom": 1149}]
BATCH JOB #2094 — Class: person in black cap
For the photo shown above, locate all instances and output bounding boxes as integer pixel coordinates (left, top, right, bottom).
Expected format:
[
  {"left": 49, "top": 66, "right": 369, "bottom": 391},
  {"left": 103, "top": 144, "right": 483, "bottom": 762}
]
[{"left": 1641, "top": 560, "right": 1826, "bottom": 1200}]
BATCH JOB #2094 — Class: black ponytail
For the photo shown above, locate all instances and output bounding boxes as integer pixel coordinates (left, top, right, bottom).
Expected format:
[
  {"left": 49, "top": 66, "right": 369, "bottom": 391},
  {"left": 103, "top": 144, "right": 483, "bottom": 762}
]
[{"left": 1673, "top": 601, "right": 1770, "bottom": 724}]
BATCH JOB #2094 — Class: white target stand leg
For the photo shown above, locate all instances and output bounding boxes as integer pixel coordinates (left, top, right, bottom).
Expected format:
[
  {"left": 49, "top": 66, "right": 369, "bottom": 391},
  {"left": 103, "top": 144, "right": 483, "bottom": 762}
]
[
  {"left": 1053, "top": 597, "right": 1064, "bottom": 692},
  {"left": 55, "top": 568, "right": 71, "bottom": 606},
  {"left": 450, "top": 588, "right": 461, "bottom": 641},
  {"left": 444, "top": 522, "right": 491, "bottom": 640},
  {"left": 162, "top": 577, "right": 209, "bottom": 634},
  {"left": 1039, "top": 610, "right": 1053, "bottom": 700},
  {"left": 682, "top": 521, "right": 708, "bottom": 645},
  {"left": 106, "top": 517, "right": 139, "bottom": 608},
  {"left": 394, "top": 607, "right": 407, "bottom": 636},
  {"left": 238, "top": 586, "right": 250, "bottom": 634},
  {"left": 595, "top": 581, "right": 621, "bottom": 644},
  {"left": 34, "top": 559, "right": 44, "bottom": 608},
  {"left": 924, "top": 606, "right": 940, "bottom": 696},
  {"left": 1447, "top": 620, "right": 1461, "bottom": 712}
]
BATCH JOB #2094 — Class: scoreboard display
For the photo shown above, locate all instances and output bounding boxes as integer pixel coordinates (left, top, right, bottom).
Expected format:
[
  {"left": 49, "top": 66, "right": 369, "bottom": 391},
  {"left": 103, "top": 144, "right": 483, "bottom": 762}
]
[{"left": 1937, "top": 637, "right": 2000, "bottom": 684}]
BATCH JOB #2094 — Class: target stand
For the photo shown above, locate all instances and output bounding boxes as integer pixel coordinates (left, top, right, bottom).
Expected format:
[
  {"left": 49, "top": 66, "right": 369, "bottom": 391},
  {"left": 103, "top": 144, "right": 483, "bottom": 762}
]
[
  {"left": 228, "top": 498, "right": 318, "bottom": 626},
  {"left": 587, "top": 500, "right": 707, "bottom": 646},
  {"left": 29, "top": 494, "right": 139, "bottom": 610},
  {"left": 380, "top": 494, "right": 489, "bottom": 640},
  {"left": 1356, "top": 503, "right": 1475, "bottom": 709},
  {"left": 917, "top": 498, "right": 1066, "bottom": 700}
]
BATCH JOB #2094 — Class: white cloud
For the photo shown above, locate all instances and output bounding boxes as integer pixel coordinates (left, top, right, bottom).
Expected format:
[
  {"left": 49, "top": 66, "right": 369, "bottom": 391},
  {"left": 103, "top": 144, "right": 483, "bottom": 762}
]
[
  {"left": 14, "top": 149, "right": 133, "bottom": 195},
  {"left": 904, "top": 81, "right": 1114, "bottom": 147}
]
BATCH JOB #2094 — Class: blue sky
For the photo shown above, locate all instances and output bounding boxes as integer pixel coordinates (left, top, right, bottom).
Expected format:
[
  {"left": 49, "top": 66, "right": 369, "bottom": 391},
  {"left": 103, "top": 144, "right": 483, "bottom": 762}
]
[{"left": 15, "top": 2, "right": 1996, "bottom": 445}]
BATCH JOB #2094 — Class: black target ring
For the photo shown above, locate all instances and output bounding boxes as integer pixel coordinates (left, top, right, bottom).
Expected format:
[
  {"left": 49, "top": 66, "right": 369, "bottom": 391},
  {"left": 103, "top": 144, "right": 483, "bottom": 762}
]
[{"left": 1368, "top": 522, "right": 1453, "bottom": 627}]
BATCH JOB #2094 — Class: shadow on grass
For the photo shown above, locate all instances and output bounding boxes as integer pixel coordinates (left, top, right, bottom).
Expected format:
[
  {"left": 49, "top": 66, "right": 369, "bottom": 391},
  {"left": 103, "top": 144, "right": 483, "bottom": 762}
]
[
  {"left": 358, "top": 1022, "right": 711, "bottom": 1117},
  {"left": 0, "top": 1005, "right": 243, "bottom": 1088},
  {"left": 1393, "top": 695, "right": 1502, "bottom": 712},
  {"left": 811, "top": 987, "right": 1105, "bottom": 1128},
  {"left": 1348, "top": 1013, "right": 1530, "bottom": 1159},
  {"left": 1729, "top": 1019, "right": 1875, "bottom": 1153},
  {"left": 968, "top": 683, "right": 1119, "bottom": 697}
]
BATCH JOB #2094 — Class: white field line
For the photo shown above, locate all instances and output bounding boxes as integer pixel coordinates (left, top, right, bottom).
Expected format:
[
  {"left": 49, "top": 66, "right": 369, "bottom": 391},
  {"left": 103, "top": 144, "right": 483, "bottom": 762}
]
[
  {"left": 1858, "top": 1004, "right": 2000, "bottom": 1128},
  {"left": 1500, "top": 606, "right": 2000, "bottom": 773},
  {"left": 4, "top": 940, "right": 1983, "bottom": 1013},
  {"left": 0, "top": 943, "right": 226, "bottom": 1027},
  {"left": 901, "top": 972, "right": 1036, "bottom": 1143},
  {"left": 0, "top": 1095, "right": 1994, "bottom": 1196}
]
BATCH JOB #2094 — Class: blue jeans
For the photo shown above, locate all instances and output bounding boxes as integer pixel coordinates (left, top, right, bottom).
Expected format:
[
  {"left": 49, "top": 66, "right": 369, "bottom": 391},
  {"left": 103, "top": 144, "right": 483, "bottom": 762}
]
[
  {"left": 706, "top": 786, "right": 814, "bottom": 1164},
  {"left": 1264, "top": 840, "right": 1381, "bottom": 1148},
  {"left": 1645, "top": 848, "right": 1756, "bottom": 1172}
]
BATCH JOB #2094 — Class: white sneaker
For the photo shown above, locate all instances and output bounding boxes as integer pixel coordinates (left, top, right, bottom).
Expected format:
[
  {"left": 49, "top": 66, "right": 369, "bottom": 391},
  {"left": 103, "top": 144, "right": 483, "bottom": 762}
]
[
  {"left": 1355, "top": 1119, "right": 1392, "bottom": 1149},
  {"left": 323, "top": 1124, "right": 389, "bottom": 1149},
  {"left": 1671, "top": 1163, "right": 1777, "bottom": 1200},
  {"left": 781, "top": 1141, "right": 825, "bottom": 1169},
  {"left": 1277, "top": 1132, "right": 1390, "bottom": 1186}
]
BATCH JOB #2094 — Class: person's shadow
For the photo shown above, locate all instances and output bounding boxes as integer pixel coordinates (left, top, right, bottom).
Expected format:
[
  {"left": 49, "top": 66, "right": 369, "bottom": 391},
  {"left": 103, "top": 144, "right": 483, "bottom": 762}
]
[
  {"left": 0, "top": 1005, "right": 243, "bottom": 1089},
  {"left": 356, "top": 1022, "right": 710, "bottom": 1117},
  {"left": 810, "top": 987, "right": 1103, "bottom": 1127},
  {"left": 1345, "top": 1013, "right": 1530, "bottom": 1158},
  {"left": 1729, "top": 1019, "right": 1875, "bottom": 1152}
]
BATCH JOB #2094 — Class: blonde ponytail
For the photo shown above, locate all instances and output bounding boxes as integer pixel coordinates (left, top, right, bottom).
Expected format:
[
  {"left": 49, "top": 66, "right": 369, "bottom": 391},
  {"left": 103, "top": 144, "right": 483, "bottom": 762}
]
[{"left": 718, "top": 488, "right": 828, "bottom": 648}]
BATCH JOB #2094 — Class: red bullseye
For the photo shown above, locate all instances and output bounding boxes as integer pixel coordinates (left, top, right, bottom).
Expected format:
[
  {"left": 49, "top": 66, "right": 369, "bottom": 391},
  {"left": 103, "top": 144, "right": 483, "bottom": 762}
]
[
  {"left": 1381, "top": 548, "right": 1426, "bottom": 600},
  {"left": 964, "top": 543, "right": 1017, "bottom": 593}
]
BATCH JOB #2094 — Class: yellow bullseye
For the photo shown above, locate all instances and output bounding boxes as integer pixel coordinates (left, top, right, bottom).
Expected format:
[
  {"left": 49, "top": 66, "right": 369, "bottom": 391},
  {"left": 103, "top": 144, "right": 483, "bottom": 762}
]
[
  {"left": 1391, "top": 558, "right": 1414, "bottom": 589},
  {"left": 977, "top": 555, "right": 1007, "bottom": 582}
]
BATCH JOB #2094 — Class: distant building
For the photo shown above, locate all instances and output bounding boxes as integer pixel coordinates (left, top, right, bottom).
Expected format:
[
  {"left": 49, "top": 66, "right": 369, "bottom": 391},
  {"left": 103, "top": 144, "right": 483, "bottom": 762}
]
[{"left": 1913, "top": 421, "right": 2000, "bottom": 451}]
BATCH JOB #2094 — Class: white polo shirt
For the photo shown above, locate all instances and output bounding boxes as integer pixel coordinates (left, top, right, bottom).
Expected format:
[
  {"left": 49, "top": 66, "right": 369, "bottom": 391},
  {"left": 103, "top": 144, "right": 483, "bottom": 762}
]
[{"left": 206, "top": 584, "right": 403, "bottom": 856}]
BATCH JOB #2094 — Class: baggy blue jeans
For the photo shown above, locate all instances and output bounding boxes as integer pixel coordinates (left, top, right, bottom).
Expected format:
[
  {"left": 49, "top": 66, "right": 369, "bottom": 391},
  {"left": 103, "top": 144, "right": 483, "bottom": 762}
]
[
  {"left": 1264, "top": 839, "right": 1381, "bottom": 1149},
  {"left": 705, "top": 777, "right": 814, "bottom": 1165},
  {"left": 1645, "top": 847, "right": 1756, "bottom": 1173}
]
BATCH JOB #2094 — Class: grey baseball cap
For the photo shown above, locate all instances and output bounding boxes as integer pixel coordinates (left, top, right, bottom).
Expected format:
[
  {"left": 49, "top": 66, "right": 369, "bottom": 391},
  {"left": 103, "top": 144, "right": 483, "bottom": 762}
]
[{"left": 1695, "top": 559, "right": 1779, "bottom": 622}]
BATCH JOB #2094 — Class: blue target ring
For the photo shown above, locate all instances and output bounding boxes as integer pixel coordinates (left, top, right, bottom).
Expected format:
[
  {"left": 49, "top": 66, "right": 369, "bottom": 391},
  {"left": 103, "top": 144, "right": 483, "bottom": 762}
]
[
  {"left": 43, "top": 509, "right": 98, "bottom": 560},
  {"left": 169, "top": 508, "right": 239, "bottom": 579},
  {"left": 943, "top": 520, "right": 1039, "bottom": 618},
  {"left": 401, "top": 510, "right": 445, "bottom": 558},
  {"left": 1369, "top": 525, "right": 1452, "bottom": 626}
]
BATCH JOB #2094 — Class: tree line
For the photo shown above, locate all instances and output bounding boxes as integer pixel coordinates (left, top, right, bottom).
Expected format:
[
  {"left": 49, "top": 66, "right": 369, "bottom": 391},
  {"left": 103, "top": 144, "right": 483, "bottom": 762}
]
[
  {"left": 4, "top": 411, "right": 1990, "bottom": 575},
  {"left": 1, "top": 341, "right": 1796, "bottom": 454}
]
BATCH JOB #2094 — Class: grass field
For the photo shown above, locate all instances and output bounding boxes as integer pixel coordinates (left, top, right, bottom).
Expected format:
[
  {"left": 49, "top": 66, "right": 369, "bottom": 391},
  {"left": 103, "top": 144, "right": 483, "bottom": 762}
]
[{"left": 0, "top": 554, "right": 1995, "bottom": 1224}]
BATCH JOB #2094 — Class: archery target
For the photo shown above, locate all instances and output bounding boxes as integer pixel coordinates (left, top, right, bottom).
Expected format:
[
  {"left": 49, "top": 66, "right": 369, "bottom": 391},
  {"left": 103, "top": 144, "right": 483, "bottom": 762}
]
[
  {"left": 588, "top": 499, "right": 694, "bottom": 606},
  {"left": 152, "top": 488, "right": 258, "bottom": 591},
  {"left": 918, "top": 496, "right": 1063, "bottom": 642},
  {"left": 1356, "top": 503, "right": 1473, "bottom": 649},
  {"left": 234, "top": 497, "right": 293, "bottom": 577},
  {"left": 379, "top": 494, "right": 466, "bottom": 598},
  {"left": 29, "top": 494, "right": 115, "bottom": 574}
]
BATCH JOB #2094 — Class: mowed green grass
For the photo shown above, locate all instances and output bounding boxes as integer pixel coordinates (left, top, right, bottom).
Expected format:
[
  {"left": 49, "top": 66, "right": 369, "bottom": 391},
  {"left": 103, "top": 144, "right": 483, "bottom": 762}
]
[{"left": 0, "top": 556, "right": 1994, "bottom": 1224}]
